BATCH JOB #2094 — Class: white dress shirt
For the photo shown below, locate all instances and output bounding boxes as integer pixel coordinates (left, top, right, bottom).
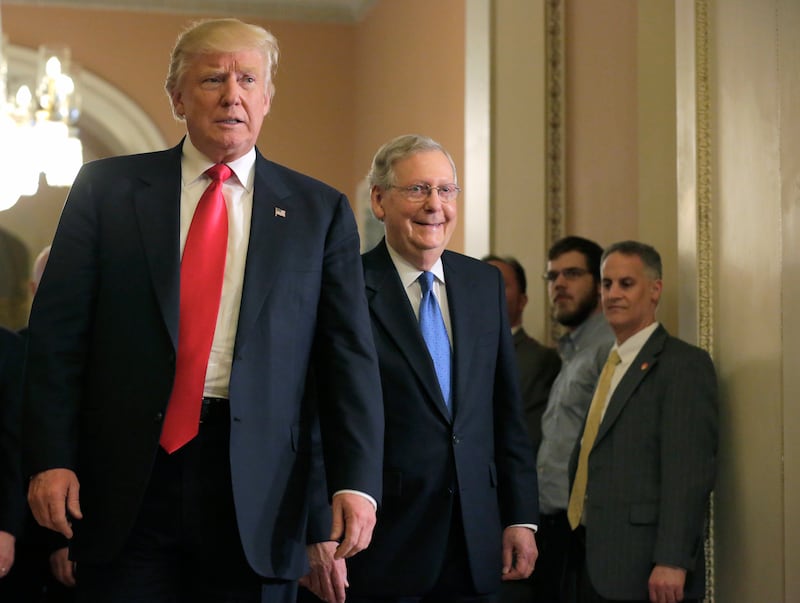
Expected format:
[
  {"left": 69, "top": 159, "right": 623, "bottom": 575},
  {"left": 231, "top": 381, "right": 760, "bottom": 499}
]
[{"left": 179, "top": 137, "right": 255, "bottom": 398}]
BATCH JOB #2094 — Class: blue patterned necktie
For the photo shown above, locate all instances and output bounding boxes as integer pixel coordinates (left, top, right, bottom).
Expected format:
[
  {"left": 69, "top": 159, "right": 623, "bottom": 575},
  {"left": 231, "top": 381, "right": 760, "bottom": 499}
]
[{"left": 418, "top": 271, "right": 452, "bottom": 411}]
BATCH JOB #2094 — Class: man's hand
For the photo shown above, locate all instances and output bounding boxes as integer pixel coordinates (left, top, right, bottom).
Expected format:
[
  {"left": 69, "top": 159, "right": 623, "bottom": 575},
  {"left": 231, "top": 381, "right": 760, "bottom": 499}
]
[
  {"left": 49, "top": 547, "right": 76, "bottom": 587},
  {"left": 501, "top": 526, "right": 538, "bottom": 581},
  {"left": 0, "top": 531, "right": 15, "bottom": 578},
  {"left": 329, "top": 492, "right": 376, "bottom": 559},
  {"left": 28, "top": 468, "right": 82, "bottom": 539},
  {"left": 648, "top": 564, "right": 687, "bottom": 603},
  {"left": 299, "top": 541, "right": 347, "bottom": 603}
]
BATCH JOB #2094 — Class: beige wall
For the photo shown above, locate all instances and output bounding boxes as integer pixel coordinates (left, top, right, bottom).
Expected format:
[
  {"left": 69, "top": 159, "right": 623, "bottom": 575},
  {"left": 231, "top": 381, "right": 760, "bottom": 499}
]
[
  {"left": 491, "top": 0, "right": 549, "bottom": 341},
  {"left": 709, "top": 0, "right": 800, "bottom": 599},
  {"left": 0, "top": 1, "right": 466, "bottom": 293},
  {"left": 564, "top": 0, "right": 637, "bottom": 245},
  {"left": 564, "top": 0, "right": 677, "bottom": 334},
  {"left": 354, "top": 0, "right": 465, "bottom": 252}
]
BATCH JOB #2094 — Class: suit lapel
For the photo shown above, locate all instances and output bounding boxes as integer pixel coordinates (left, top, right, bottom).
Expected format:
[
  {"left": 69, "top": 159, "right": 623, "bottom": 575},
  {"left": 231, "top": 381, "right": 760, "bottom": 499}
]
[
  {"left": 441, "top": 252, "right": 480, "bottom": 421},
  {"left": 133, "top": 144, "right": 183, "bottom": 349},
  {"left": 234, "top": 152, "right": 291, "bottom": 354},
  {"left": 595, "top": 325, "right": 667, "bottom": 443},
  {"left": 364, "top": 241, "right": 451, "bottom": 422}
]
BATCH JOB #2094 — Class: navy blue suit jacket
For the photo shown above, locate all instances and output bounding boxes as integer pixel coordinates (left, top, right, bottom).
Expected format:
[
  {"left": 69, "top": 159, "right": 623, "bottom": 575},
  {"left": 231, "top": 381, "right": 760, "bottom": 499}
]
[
  {"left": 0, "top": 328, "right": 24, "bottom": 540},
  {"left": 348, "top": 241, "right": 538, "bottom": 596},
  {"left": 22, "top": 143, "right": 384, "bottom": 579}
]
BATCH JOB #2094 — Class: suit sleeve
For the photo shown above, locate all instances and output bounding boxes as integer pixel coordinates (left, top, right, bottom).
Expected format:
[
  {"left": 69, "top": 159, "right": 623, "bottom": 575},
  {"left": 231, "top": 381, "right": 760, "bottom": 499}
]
[
  {"left": 654, "top": 344, "right": 718, "bottom": 569},
  {"left": 313, "top": 193, "right": 384, "bottom": 502},
  {"left": 22, "top": 163, "right": 100, "bottom": 477},
  {"left": 492, "top": 273, "right": 540, "bottom": 527},
  {"left": 0, "top": 330, "right": 25, "bottom": 536},
  {"left": 303, "top": 368, "right": 333, "bottom": 544}
]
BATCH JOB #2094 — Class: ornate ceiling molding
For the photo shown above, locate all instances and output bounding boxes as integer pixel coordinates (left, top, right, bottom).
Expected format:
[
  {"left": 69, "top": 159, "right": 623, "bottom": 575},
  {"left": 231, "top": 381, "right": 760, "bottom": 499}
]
[{"left": 5, "top": 0, "right": 378, "bottom": 22}]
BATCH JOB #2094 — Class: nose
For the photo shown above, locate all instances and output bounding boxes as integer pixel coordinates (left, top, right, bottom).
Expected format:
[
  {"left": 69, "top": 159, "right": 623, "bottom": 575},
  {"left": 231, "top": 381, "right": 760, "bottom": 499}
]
[
  {"left": 552, "top": 271, "right": 569, "bottom": 288},
  {"left": 422, "top": 188, "right": 444, "bottom": 210},
  {"left": 604, "top": 282, "right": 622, "bottom": 301},
  {"left": 220, "top": 76, "right": 241, "bottom": 106}
]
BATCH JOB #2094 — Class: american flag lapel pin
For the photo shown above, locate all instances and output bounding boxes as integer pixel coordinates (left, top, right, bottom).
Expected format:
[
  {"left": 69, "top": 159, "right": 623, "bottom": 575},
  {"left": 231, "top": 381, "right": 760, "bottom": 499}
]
[{"left": 275, "top": 207, "right": 286, "bottom": 218}]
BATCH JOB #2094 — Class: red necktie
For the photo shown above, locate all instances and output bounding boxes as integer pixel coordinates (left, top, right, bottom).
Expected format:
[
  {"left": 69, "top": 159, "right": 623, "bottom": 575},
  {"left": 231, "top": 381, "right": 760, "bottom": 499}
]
[{"left": 160, "top": 164, "right": 232, "bottom": 453}]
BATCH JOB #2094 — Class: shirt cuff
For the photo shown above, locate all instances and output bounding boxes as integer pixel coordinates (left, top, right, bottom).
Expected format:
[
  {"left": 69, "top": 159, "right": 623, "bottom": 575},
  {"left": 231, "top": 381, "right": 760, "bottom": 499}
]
[
  {"left": 509, "top": 523, "right": 538, "bottom": 533},
  {"left": 332, "top": 489, "right": 378, "bottom": 510}
]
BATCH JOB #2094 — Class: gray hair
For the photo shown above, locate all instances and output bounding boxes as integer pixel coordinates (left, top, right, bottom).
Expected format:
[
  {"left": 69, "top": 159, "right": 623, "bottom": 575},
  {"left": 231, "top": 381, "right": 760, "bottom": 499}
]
[
  {"left": 165, "top": 18, "right": 279, "bottom": 119},
  {"left": 602, "top": 240, "right": 662, "bottom": 280},
  {"left": 368, "top": 134, "right": 457, "bottom": 189}
]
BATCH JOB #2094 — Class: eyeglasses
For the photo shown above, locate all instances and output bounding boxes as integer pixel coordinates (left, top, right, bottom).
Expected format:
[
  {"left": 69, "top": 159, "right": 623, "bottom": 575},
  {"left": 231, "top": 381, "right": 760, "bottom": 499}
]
[
  {"left": 388, "top": 183, "right": 461, "bottom": 203},
  {"left": 542, "top": 267, "right": 589, "bottom": 282}
]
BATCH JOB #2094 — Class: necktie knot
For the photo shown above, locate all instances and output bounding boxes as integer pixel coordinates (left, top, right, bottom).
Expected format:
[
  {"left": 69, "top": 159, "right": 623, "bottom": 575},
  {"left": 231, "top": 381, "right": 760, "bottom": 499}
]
[{"left": 206, "top": 163, "right": 232, "bottom": 184}]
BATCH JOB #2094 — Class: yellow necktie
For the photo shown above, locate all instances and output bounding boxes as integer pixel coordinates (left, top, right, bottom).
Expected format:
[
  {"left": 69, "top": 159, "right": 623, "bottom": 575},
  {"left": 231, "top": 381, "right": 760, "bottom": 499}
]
[{"left": 567, "top": 349, "right": 621, "bottom": 529}]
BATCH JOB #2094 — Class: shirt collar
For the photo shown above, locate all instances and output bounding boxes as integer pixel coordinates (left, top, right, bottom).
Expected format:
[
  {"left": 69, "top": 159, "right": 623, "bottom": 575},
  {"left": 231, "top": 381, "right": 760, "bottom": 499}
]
[
  {"left": 385, "top": 241, "right": 445, "bottom": 290},
  {"left": 614, "top": 321, "right": 660, "bottom": 364},
  {"left": 180, "top": 137, "right": 256, "bottom": 192}
]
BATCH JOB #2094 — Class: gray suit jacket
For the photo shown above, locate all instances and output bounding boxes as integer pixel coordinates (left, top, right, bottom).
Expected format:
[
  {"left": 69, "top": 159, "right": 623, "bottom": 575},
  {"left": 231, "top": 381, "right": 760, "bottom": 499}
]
[{"left": 573, "top": 325, "right": 718, "bottom": 600}]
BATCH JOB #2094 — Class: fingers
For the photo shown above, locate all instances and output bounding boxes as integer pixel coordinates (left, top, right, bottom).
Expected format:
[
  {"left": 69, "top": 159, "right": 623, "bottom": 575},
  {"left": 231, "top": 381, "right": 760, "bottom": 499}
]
[
  {"left": 330, "top": 559, "right": 348, "bottom": 603},
  {"left": 500, "top": 527, "right": 537, "bottom": 581},
  {"left": 49, "top": 548, "right": 76, "bottom": 587},
  {"left": 331, "top": 494, "right": 376, "bottom": 559},
  {"left": 28, "top": 469, "right": 81, "bottom": 539}
]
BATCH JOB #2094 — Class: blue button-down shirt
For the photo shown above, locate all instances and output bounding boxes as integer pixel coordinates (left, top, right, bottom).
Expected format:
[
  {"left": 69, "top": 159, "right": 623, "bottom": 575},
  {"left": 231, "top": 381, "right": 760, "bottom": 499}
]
[{"left": 537, "top": 312, "right": 615, "bottom": 514}]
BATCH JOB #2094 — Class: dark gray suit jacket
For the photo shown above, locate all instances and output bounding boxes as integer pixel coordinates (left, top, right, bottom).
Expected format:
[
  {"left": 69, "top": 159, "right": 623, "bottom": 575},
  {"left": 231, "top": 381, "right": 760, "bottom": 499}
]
[
  {"left": 23, "top": 142, "right": 384, "bottom": 579},
  {"left": 572, "top": 324, "right": 718, "bottom": 600},
  {"left": 348, "top": 240, "right": 538, "bottom": 596},
  {"left": 513, "top": 328, "right": 561, "bottom": 453}
]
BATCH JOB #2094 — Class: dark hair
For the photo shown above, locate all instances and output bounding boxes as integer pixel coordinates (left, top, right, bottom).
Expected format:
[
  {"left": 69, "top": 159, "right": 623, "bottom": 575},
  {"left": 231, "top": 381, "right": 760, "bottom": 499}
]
[
  {"left": 481, "top": 255, "right": 527, "bottom": 295},
  {"left": 602, "top": 240, "right": 662, "bottom": 279},
  {"left": 547, "top": 236, "right": 604, "bottom": 282}
]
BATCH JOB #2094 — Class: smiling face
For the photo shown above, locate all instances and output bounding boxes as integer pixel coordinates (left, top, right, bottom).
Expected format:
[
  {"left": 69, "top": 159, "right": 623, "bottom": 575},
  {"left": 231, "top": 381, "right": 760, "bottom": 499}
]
[
  {"left": 171, "top": 49, "right": 271, "bottom": 163},
  {"left": 371, "top": 150, "right": 457, "bottom": 270},
  {"left": 601, "top": 251, "right": 662, "bottom": 343}
]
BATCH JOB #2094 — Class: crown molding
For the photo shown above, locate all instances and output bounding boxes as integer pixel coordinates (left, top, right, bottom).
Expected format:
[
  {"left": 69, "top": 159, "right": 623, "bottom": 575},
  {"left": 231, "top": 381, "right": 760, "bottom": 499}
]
[{"left": 4, "top": 0, "right": 378, "bottom": 23}]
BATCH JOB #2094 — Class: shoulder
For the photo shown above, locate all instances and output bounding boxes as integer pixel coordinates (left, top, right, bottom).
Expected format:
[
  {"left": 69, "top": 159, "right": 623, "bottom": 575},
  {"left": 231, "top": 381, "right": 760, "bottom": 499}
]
[
  {"left": 661, "top": 332, "right": 713, "bottom": 365},
  {"left": 256, "top": 154, "right": 344, "bottom": 199},
  {"left": 443, "top": 250, "right": 499, "bottom": 280},
  {"left": 647, "top": 328, "right": 715, "bottom": 378},
  {"left": 80, "top": 147, "right": 178, "bottom": 176}
]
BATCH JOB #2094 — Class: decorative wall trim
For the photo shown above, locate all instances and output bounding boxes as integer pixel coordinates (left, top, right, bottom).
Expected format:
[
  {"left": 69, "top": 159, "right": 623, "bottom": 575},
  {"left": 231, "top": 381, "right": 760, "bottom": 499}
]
[
  {"left": 694, "top": 1, "right": 715, "bottom": 601},
  {"left": 545, "top": 0, "right": 565, "bottom": 344},
  {"left": 545, "top": 0, "right": 565, "bottom": 248}
]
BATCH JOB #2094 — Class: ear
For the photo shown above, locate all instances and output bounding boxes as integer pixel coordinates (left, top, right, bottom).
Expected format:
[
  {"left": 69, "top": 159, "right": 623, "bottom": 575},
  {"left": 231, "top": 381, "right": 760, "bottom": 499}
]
[
  {"left": 370, "top": 186, "right": 386, "bottom": 221},
  {"left": 171, "top": 90, "right": 184, "bottom": 119},
  {"left": 651, "top": 278, "right": 663, "bottom": 303},
  {"left": 519, "top": 292, "right": 529, "bottom": 311}
]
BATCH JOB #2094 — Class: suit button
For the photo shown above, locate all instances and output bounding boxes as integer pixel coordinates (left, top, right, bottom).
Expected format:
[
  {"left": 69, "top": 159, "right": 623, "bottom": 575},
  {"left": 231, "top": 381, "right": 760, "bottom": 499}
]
[
  {"left": 154, "top": 412, "right": 164, "bottom": 423},
  {"left": 452, "top": 434, "right": 460, "bottom": 445}
]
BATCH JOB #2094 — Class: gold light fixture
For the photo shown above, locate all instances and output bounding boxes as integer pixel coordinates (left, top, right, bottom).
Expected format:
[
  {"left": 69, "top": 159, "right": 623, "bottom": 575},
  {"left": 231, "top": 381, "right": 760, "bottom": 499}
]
[{"left": 0, "top": 2, "right": 83, "bottom": 211}]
